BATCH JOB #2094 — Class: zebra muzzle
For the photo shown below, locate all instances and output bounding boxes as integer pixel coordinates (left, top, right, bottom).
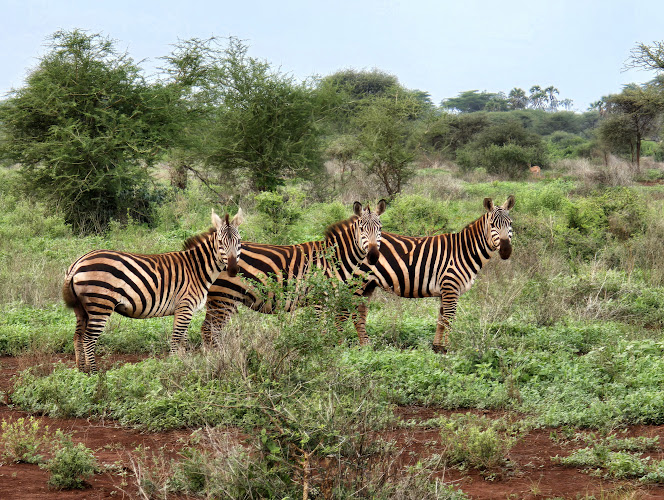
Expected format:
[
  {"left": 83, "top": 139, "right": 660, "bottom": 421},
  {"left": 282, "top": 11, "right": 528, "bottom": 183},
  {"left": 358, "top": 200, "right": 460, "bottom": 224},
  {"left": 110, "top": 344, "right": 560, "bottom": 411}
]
[
  {"left": 367, "top": 244, "right": 380, "bottom": 265},
  {"left": 226, "top": 254, "right": 239, "bottom": 277},
  {"left": 499, "top": 239, "right": 512, "bottom": 260}
]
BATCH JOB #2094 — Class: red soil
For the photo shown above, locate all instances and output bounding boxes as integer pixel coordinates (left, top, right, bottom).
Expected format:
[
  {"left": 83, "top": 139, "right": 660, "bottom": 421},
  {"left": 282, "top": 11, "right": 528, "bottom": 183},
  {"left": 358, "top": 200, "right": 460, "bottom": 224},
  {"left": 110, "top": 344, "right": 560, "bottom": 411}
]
[{"left": 1, "top": 354, "right": 664, "bottom": 499}]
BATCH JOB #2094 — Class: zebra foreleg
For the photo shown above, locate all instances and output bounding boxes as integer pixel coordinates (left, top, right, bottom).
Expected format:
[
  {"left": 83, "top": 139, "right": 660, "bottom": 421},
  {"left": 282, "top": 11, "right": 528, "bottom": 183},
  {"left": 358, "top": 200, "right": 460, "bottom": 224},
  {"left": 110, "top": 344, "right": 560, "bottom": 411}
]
[
  {"left": 433, "top": 292, "right": 459, "bottom": 353},
  {"left": 353, "top": 300, "right": 371, "bottom": 345},
  {"left": 351, "top": 286, "right": 375, "bottom": 346},
  {"left": 171, "top": 305, "right": 194, "bottom": 355}
]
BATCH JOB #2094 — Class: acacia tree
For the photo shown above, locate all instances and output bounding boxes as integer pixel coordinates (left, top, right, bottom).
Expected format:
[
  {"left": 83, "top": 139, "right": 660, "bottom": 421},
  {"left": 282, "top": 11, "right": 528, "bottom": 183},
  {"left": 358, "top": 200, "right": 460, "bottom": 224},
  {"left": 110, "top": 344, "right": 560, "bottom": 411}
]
[
  {"left": 602, "top": 83, "right": 664, "bottom": 167},
  {"left": 354, "top": 91, "right": 422, "bottom": 196},
  {"left": 625, "top": 40, "right": 664, "bottom": 72},
  {"left": 158, "top": 37, "right": 229, "bottom": 192},
  {"left": 0, "top": 30, "right": 175, "bottom": 232},
  {"left": 441, "top": 90, "right": 506, "bottom": 113},
  {"left": 315, "top": 68, "right": 403, "bottom": 136},
  {"left": 199, "top": 38, "right": 323, "bottom": 192}
]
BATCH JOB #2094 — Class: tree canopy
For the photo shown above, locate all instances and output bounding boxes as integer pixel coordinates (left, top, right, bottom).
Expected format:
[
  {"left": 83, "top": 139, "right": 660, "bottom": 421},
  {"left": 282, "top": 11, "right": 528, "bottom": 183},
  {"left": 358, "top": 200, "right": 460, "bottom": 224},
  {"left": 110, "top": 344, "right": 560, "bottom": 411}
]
[
  {"left": 0, "top": 29, "right": 176, "bottom": 232},
  {"left": 354, "top": 90, "right": 422, "bottom": 196},
  {"left": 600, "top": 83, "right": 664, "bottom": 166},
  {"left": 192, "top": 38, "right": 323, "bottom": 192},
  {"left": 2, "top": 29, "right": 657, "bottom": 234}
]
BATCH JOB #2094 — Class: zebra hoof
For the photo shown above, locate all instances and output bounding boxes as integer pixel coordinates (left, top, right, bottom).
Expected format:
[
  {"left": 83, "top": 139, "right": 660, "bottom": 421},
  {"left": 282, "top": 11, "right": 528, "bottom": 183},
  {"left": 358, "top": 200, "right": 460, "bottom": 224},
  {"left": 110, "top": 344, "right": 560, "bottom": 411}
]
[{"left": 432, "top": 344, "right": 448, "bottom": 354}]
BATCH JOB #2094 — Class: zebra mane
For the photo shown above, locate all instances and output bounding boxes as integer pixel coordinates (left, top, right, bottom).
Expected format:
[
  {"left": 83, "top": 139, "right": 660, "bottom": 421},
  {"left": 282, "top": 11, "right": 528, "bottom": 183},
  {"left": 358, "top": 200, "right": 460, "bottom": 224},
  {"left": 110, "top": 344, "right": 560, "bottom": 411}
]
[
  {"left": 182, "top": 228, "right": 216, "bottom": 250},
  {"left": 461, "top": 212, "right": 489, "bottom": 233},
  {"left": 324, "top": 215, "right": 357, "bottom": 239}
]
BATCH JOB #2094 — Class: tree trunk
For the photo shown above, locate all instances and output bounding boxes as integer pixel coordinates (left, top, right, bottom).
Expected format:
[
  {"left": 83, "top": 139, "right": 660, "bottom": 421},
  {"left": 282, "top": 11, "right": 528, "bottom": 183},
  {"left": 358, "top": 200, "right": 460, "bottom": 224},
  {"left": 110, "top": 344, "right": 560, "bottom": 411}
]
[{"left": 170, "top": 163, "right": 188, "bottom": 190}]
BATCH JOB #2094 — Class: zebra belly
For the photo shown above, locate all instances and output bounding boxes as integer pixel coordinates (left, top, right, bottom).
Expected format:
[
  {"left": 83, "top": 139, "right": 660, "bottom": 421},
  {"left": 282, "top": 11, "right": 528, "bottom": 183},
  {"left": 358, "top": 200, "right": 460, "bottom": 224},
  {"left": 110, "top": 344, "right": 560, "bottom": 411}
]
[
  {"left": 114, "top": 299, "right": 176, "bottom": 318},
  {"left": 458, "top": 276, "right": 476, "bottom": 295}
]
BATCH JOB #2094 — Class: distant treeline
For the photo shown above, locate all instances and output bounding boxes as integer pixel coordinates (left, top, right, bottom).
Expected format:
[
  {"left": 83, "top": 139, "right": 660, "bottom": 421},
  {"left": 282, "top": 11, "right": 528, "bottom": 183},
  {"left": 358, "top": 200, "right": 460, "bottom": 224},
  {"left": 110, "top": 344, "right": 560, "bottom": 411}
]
[{"left": 0, "top": 30, "right": 662, "bottom": 233}]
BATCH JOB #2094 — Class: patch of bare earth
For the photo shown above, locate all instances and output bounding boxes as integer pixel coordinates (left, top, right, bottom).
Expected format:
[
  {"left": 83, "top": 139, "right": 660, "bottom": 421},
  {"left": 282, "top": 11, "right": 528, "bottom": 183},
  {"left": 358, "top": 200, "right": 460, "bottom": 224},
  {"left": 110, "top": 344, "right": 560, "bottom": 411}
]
[{"left": 2, "top": 355, "right": 664, "bottom": 499}]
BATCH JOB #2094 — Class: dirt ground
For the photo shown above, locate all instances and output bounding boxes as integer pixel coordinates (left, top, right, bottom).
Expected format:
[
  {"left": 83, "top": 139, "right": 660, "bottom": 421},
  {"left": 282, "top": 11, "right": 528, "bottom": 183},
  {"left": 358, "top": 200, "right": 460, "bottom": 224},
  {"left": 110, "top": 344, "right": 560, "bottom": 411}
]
[{"left": 2, "top": 354, "right": 664, "bottom": 499}]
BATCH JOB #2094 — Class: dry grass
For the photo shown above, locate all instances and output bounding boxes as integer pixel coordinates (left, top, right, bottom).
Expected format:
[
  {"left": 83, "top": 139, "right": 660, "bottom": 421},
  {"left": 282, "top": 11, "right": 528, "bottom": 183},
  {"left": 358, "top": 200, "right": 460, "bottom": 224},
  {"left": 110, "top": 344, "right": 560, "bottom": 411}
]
[
  {"left": 556, "top": 156, "right": 640, "bottom": 189},
  {"left": 0, "top": 253, "right": 66, "bottom": 307}
]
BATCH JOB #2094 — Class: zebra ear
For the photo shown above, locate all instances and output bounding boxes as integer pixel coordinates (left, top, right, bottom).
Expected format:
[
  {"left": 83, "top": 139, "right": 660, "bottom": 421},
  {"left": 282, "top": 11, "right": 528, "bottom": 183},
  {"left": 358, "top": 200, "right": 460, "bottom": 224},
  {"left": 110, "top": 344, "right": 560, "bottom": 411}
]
[
  {"left": 376, "top": 199, "right": 387, "bottom": 216},
  {"left": 483, "top": 198, "right": 494, "bottom": 212},
  {"left": 353, "top": 201, "right": 362, "bottom": 217},
  {"left": 211, "top": 209, "right": 223, "bottom": 230},
  {"left": 502, "top": 195, "right": 515, "bottom": 211},
  {"left": 231, "top": 208, "right": 244, "bottom": 227}
]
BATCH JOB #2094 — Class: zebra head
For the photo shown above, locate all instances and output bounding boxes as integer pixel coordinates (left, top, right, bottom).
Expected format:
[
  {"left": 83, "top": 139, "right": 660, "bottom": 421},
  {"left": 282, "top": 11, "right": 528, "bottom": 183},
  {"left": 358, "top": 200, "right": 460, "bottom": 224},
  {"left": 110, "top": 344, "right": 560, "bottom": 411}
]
[
  {"left": 353, "top": 199, "right": 386, "bottom": 265},
  {"left": 212, "top": 208, "right": 244, "bottom": 277},
  {"left": 483, "top": 196, "right": 515, "bottom": 260}
]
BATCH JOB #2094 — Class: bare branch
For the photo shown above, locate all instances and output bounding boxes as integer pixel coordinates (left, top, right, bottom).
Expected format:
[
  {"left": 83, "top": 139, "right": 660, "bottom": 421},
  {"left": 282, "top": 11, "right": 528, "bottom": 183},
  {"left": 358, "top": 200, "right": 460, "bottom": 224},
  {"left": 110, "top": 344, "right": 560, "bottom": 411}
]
[{"left": 624, "top": 41, "right": 664, "bottom": 72}]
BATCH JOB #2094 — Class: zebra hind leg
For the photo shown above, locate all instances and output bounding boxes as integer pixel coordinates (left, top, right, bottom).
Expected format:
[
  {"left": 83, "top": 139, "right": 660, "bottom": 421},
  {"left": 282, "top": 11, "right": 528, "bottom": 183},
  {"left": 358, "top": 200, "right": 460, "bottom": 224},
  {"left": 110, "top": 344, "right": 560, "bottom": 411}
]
[
  {"left": 81, "top": 311, "right": 111, "bottom": 374},
  {"left": 72, "top": 304, "right": 88, "bottom": 371},
  {"left": 201, "top": 300, "right": 237, "bottom": 349}
]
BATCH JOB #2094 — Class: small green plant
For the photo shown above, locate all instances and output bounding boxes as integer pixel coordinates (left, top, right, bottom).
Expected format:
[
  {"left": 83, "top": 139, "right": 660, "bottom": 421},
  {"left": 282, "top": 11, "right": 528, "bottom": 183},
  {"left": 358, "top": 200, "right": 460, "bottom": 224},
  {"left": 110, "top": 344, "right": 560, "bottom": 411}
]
[
  {"left": 436, "top": 413, "right": 520, "bottom": 471},
  {"left": 553, "top": 433, "right": 664, "bottom": 482},
  {"left": 253, "top": 187, "right": 305, "bottom": 244},
  {"left": 0, "top": 416, "right": 52, "bottom": 464},
  {"left": 41, "top": 430, "right": 99, "bottom": 489}
]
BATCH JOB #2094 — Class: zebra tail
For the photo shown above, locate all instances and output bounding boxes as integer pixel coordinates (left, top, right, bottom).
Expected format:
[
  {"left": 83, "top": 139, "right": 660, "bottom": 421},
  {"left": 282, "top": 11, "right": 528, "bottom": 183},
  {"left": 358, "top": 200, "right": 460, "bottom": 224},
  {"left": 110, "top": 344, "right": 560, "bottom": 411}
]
[{"left": 62, "top": 269, "right": 78, "bottom": 308}]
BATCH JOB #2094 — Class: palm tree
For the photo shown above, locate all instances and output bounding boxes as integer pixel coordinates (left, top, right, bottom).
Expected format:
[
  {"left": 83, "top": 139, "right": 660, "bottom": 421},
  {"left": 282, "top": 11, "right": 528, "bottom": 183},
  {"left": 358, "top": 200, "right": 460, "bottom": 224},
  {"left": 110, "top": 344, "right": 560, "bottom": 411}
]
[
  {"left": 529, "top": 85, "right": 546, "bottom": 109},
  {"left": 589, "top": 98, "right": 608, "bottom": 116},
  {"left": 559, "top": 98, "right": 574, "bottom": 111},
  {"left": 508, "top": 87, "right": 528, "bottom": 109},
  {"left": 544, "top": 86, "right": 560, "bottom": 111}
]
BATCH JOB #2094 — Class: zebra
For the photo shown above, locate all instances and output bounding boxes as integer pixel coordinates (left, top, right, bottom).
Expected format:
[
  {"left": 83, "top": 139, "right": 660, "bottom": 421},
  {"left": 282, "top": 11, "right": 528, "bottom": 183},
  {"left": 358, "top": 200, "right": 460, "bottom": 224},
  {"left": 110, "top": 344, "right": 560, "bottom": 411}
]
[
  {"left": 349, "top": 196, "right": 515, "bottom": 351},
  {"left": 62, "top": 209, "right": 244, "bottom": 373},
  {"left": 200, "top": 200, "right": 386, "bottom": 345}
]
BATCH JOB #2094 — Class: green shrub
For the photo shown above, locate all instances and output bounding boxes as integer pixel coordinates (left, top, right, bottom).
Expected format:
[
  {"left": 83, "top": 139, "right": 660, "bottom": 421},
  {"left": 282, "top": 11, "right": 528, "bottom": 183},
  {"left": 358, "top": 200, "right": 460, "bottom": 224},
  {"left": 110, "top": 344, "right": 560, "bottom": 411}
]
[
  {"left": 546, "top": 131, "right": 590, "bottom": 159},
  {"left": 515, "top": 179, "right": 572, "bottom": 215},
  {"left": 566, "top": 188, "right": 645, "bottom": 240},
  {"left": 254, "top": 187, "right": 306, "bottom": 244},
  {"left": 553, "top": 433, "right": 663, "bottom": 481},
  {"left": 559, "top": 187, "right": 646, "bottom": 258},
  {"left": 456, "top": 120, "right": 548, "bottom": 178},
  {"left": 438, "top": 414, "right": 518, "bottom": 470},
  {"left": 381, "top": 194, "right": 450, "bottom": 236},
  {"left": 42, "top": 430, "right": 98, "bottom": 489},
  {"left": 0, "top": 416, "right": 52, "bottom": 464}
]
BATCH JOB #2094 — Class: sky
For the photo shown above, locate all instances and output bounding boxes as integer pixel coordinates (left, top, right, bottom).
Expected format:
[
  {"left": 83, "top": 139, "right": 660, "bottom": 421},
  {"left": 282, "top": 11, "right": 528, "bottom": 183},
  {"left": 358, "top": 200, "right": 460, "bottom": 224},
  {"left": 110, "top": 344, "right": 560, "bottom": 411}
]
[{"left": 2, "top": 0, "right": 664, "bottom": 112}]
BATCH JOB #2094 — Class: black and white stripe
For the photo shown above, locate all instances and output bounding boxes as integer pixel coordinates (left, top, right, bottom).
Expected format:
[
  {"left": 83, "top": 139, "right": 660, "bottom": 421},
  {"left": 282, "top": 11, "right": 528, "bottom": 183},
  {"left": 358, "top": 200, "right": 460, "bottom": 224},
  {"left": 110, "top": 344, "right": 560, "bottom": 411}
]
[
  {"left": 351, "top": 196, "right": 515, "bottom": 350},
  {"left": 62, "top": 210, "right": 244, "bottom": 372},
  {"left": 201, "top": 201, "right": 385, "bottom": 344}
]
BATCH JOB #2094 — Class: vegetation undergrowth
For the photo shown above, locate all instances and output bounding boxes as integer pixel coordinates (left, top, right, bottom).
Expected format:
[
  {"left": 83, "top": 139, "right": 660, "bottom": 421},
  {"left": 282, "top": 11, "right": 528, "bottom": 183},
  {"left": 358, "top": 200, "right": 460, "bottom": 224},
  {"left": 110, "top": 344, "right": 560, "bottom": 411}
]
[
  {"left": 2, "top": 161, "right": 664, "bottom": 497},
  {"left": 0, "top": 417, "right": 98, "bottom": 489},
  {"left": 2, "top": 30, "right": 664, "bottom": 497},
  {"left": 553, "top": 433, "right": 664, "bottom": 483}
]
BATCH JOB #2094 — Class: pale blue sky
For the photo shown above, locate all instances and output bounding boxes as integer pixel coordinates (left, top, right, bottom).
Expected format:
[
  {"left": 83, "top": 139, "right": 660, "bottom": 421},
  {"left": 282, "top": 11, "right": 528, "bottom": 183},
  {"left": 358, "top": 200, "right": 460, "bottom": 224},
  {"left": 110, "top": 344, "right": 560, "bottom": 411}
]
[{"left": 2, "top": 0, "right": 664, "bottom": 111}]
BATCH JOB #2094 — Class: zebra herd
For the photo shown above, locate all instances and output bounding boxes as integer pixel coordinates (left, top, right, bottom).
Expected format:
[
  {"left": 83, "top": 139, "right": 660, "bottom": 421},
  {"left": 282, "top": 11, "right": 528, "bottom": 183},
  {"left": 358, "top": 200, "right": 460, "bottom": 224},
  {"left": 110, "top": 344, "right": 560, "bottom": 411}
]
[{"left": 63, "top": 197, "right": 515, "bottom": 373}]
